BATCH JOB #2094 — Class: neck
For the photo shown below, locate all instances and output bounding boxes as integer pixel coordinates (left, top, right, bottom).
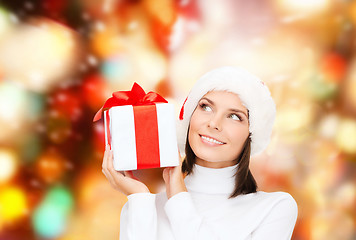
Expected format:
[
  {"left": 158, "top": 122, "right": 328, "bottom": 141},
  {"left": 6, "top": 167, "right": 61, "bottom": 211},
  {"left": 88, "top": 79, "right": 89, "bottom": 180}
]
[
  {"left": 195, "top": 158, "right": 238, "bottom": 168},
  {"left": 184, "top": 163, "right": 238, "bottom": 195}
]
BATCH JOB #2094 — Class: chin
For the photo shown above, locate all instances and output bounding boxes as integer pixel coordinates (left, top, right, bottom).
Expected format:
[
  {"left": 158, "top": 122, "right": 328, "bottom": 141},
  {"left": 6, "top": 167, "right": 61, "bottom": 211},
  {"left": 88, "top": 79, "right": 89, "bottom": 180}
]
[
  {"left": 195, "top": 151, "right": 227, "bottom": 163},
  {"left": 195, "top": 155, "right": 237, "bottom": 168}
]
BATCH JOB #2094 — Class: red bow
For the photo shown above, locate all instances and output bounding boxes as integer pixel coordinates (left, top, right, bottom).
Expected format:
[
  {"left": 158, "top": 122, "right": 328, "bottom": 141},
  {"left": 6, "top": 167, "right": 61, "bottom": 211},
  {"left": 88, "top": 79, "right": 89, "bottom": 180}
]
[{"left": 93, "top": 82, "right": 168, "bottom": 122}]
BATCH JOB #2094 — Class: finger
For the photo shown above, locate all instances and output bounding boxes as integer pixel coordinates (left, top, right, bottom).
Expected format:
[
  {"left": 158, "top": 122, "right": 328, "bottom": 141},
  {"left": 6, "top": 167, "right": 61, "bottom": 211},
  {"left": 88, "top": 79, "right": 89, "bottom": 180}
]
[
  {"left": 107, "top": 150, "right": 126, "bottom": 182},
  {"left": 107, "top": 150, "right": 118, "bottom": 174},
  {"left": 163, "top": 168, "right": 171, "bottom": 198},
  {"left": 102, "top": 169, "right": 119, "bottom": 189},
  {"left": 104, "top": 150, "right": 123, "bottom": 182},
  {"left": 102, "top": 144, "right": 110, "bottom": 169},
  {"left": 178, "top": 150, "right": 184, "bottom": 165},
  {"left": 102, "top": 168, "right": 108, "bottom": 178},
  {"left": 102, "top": 166, "right": 116, "bottom": 182},
  {"left": 102, "top": 168, "right": 116, "bottom": 186},
  {"left": 175, "top": 150, "right": 184, "bottom": 174},
  {"left": 102, "top": 168, "right": 114, "bottom": 181},
  {"left": 162, "top": 168, "right": 170, "bottom": 184}
]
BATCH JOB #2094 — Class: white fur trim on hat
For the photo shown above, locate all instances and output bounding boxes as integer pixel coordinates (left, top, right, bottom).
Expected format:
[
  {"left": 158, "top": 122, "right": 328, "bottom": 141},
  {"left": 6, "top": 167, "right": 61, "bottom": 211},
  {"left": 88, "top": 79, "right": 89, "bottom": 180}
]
[{"left": 177, "top": 66, "right": 276, "bottom": 157}]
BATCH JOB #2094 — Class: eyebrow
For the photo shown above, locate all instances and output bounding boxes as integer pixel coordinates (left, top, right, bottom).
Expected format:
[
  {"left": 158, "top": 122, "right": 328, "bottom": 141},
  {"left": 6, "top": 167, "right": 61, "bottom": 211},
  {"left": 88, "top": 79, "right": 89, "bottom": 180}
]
[{"left": 200, "top": 97, "right": 249, "bottom": 118}]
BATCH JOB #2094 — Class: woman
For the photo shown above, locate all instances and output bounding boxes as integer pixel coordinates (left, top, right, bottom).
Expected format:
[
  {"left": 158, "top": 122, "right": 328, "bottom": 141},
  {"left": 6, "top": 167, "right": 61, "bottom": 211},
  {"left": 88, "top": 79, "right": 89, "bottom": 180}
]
[{"left": 102, "top": 66, "right": 298, "bottom": 239}]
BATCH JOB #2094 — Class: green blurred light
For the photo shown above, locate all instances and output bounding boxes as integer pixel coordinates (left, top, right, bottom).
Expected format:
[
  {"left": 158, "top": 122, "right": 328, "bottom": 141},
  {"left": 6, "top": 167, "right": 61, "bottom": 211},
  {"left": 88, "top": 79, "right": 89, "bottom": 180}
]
[
  {"left": 44, "top": 186, "right": 74, "bottom": 214},
  {"left": 32, "top": 187, "right": 74, "bottom": 238},
  {"left": 20, "top": 133, "right": 42, "bottom": 164},
  {"left": 0, "top": 81, "right": 27, "bottom": 121},
  {"left": 101, "top": 55, "right": 130, "bottom": 83},
  {"left": 307, "top": 73, "right": 338, "bottom": 101},
  {"left": 26, "top": 92, "right": 45, "bottom": 121},
  {"left": 0, "top": 7, "right": 12, "bottom": 36},
  {"left": 32, "top": 202, "right": 66, "bottom": 238}
]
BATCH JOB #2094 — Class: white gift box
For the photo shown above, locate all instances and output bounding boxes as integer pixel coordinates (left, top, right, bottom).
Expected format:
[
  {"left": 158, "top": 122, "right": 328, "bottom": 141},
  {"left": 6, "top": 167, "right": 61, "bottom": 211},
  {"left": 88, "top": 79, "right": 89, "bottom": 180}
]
[{"left": 104, "top": 103, "right": 179, "bottom": 171}]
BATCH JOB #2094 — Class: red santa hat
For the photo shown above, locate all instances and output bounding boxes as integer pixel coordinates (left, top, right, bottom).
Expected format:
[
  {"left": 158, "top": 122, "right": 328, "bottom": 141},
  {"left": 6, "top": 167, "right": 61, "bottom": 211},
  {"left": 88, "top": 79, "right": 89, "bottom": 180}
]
[{"left": 177, "top": 66, "right": 276, "bottom": 157}]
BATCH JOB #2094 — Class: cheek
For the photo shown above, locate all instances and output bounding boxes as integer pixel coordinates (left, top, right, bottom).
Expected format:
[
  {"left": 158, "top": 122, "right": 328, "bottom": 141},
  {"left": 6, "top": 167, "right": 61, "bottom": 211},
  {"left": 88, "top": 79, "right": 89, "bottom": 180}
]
[
  {"left": 225, "top": 123, "right": 249, "bottom": 144},
  {"left": 188, "top": 124, "right": 193, "bottom": 141},
  {"left": 188, "top": 114, "right": 202, "bottom": 146},
  {"left": 189, "top": 111, "right": 203, "bottom": 131}
]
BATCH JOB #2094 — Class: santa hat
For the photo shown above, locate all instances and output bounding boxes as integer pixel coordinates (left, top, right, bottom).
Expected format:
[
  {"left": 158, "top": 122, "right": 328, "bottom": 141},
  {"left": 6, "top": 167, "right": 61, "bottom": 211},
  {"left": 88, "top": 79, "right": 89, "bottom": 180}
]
[{"left": 177, "top": 66, "right": 276, "bottom": 157}]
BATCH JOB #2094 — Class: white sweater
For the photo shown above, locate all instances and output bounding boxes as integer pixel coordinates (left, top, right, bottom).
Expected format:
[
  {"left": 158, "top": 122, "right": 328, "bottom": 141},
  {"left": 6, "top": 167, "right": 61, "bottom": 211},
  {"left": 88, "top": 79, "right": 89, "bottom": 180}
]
[{"left": 120, "top": 164, "right": 298, "bottom": 240}]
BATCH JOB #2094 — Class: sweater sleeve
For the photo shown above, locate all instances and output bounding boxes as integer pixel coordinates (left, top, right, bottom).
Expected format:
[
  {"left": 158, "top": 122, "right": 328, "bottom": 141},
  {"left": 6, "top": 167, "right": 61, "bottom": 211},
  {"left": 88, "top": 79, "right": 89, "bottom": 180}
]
[
  {"left": 164, "top": 192, "right": 221, "bottom": 240},
  {"left": 119, "top": 193, "right": 157, "bottom": 240},
  {"left": 251, "top": 193, "right": 298, "bottom": 240}
]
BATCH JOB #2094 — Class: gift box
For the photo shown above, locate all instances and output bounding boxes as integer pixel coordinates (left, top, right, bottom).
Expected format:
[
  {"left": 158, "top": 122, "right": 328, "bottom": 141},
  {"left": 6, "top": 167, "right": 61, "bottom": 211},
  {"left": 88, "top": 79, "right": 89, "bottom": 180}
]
[{"left": 93, "top": 83, "right": 179, "bottom": 171}]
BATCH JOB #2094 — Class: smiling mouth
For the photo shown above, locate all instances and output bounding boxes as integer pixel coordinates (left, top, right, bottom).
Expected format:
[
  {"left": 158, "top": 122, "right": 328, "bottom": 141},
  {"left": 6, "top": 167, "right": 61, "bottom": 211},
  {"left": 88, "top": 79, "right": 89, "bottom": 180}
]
[{"left": 199, "top": 135, "right": 226, "bottom": 145}]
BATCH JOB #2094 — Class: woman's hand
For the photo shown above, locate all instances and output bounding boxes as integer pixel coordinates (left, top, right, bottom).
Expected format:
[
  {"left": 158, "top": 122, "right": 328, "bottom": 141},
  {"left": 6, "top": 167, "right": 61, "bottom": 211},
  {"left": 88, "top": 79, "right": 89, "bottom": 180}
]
[
  {"left": 102, "top": 145, "right": 150, "bottom": 196},
  {"left": 163, "top": 152, "right": 187, "bottom": 199}
]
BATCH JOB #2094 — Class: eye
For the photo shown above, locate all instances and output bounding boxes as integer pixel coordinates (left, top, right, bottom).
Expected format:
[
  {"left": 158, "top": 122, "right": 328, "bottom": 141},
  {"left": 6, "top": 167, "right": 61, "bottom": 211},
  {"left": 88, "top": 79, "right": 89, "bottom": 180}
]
[
  {"left": 199, "top": 103, "right": 212, "bottom": 112},
  {"left": 229, "top": 113, "right": 242, "bottom": 121}
]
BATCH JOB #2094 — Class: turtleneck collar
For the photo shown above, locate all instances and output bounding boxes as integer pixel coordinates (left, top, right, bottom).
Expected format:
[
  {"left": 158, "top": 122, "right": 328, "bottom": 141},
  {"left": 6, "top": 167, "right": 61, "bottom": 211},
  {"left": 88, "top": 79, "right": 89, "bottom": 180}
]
[{"left": 184, "top": 164, "right": 238, "bottom": 195}]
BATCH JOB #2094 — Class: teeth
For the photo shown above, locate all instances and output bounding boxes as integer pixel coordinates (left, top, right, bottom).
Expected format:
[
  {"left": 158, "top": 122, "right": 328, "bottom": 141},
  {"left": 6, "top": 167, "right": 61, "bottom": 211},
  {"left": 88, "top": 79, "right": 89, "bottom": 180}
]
[{"left": 201, "top": 135, "right": 224, "bottom": 145}]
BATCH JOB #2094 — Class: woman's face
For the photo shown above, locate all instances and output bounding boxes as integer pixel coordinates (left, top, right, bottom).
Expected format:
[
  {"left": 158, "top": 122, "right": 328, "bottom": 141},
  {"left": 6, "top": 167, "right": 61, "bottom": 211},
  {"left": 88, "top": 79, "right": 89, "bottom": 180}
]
[{"left": 188, "top": 91, "right": 250, "bottom": 168}]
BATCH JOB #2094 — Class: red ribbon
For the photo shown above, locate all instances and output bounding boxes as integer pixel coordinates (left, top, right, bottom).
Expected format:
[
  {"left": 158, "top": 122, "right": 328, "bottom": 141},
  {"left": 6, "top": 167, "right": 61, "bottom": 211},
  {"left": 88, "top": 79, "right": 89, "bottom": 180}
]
[
  {"left": 93, "top": 82, "right": 168, "bottom": 122},
  {"left": 133, "top": 105, "right": 161, "bottom": 169},
  {"left": 95, "top": 82, "right": 166, "bottom": 169}
]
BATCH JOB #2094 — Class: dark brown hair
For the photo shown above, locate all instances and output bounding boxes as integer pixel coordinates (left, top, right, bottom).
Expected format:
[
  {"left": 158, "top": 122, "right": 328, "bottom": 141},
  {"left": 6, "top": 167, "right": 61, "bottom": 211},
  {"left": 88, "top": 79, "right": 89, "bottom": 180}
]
[{"left": 181, "top": 132, "right": 257, "bottom": 198}]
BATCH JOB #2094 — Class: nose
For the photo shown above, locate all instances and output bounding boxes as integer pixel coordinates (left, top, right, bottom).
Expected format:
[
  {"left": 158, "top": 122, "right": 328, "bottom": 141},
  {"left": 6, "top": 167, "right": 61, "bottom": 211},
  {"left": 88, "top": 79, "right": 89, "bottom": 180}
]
[{"left": 208, "top": 114, "right": 223, "bottom": 131}]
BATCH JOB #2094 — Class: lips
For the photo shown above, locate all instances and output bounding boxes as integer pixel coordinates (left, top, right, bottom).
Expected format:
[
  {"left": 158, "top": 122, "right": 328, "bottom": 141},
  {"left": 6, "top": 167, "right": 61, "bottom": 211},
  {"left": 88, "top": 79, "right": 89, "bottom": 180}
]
[{"left": 199, "top": 134, "right": 226, "bottom": 145}]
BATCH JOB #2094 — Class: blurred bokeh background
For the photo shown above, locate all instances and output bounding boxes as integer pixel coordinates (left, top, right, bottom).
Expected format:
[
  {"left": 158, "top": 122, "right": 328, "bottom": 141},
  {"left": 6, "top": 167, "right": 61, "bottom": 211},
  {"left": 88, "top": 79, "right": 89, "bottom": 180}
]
[{"left": 0, "top": 0, "right": 355, "bottom": 239}]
